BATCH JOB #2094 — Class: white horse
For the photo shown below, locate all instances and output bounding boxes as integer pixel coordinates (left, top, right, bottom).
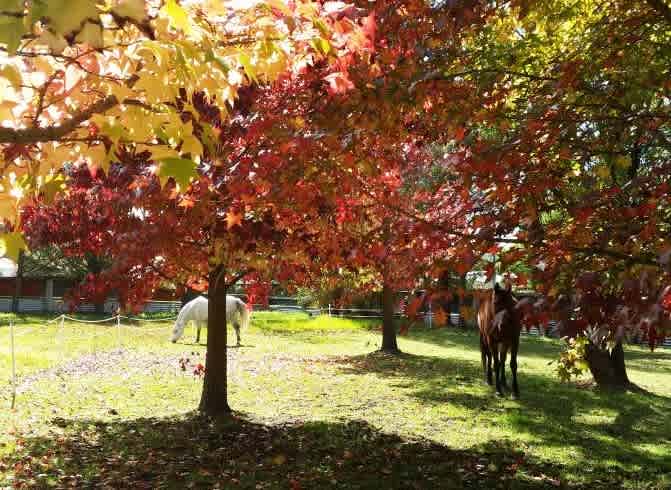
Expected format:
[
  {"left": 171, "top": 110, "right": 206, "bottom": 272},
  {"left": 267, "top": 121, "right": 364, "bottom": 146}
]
[{"left": 170, "top": 295, "right": 250, "bottom": 346}]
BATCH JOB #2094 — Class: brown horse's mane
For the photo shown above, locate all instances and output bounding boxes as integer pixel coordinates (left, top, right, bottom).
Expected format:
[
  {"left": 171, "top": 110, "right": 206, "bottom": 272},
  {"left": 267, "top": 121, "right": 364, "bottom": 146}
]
[{"left": 477, "top": 293, "right": 495, "bottom": 336}]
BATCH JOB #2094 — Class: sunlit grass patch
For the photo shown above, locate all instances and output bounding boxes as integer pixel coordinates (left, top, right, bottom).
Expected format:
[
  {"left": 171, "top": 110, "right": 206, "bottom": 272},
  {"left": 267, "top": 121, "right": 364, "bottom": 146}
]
[{"left": 1, "top": 312, "right": 670, "bottom": 488}]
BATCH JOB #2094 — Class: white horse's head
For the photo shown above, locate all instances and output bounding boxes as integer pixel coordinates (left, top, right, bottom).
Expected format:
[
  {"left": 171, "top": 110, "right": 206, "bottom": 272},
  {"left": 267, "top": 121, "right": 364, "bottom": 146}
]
[
  {"left": 171, "top": 296, "right": 208, "bottom": 343},
  {"left": 171, "top": 316, "right": 185, "bottom": 343}
]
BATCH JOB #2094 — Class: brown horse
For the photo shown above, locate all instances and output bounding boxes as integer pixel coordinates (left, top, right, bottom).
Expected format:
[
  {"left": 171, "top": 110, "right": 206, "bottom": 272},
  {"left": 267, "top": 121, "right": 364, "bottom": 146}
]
[{"left": 478, "top": 283, "right": 521, "bottom": 398}]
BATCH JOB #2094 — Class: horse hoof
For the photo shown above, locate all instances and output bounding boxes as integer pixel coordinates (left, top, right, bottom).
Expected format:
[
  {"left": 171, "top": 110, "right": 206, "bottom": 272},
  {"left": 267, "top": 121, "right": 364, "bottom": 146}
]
[
  {"left": 511, "top": 393, "right": 520, "bottom": 400},
  {"left": 171, "top": 340, "right": 176, "bottom": 344},
  {"left": 495, "top": 391, "right": 504, "bottom": 398}
]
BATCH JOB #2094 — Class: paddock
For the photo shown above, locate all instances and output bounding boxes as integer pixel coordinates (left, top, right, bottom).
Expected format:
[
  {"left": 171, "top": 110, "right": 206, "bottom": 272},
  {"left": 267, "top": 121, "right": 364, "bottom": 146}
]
[{"left": 1, "top": 312, "right": 670, "bottom": 488}]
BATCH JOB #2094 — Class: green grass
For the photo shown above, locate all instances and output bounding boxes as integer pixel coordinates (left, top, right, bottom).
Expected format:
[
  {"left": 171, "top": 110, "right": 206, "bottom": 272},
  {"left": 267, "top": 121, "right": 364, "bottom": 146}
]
[{"left": 1, "top": 312, "right": 670, "bottom": 488}]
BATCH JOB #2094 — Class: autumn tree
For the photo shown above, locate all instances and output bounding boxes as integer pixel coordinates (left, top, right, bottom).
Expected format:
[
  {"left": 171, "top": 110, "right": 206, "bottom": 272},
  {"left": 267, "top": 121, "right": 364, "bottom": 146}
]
[
  {"left": 8, "top": 0, "right": 375, "bottom": 415},
  {"left": 420, "top": 0, "right": 671, "bottom": 386}
]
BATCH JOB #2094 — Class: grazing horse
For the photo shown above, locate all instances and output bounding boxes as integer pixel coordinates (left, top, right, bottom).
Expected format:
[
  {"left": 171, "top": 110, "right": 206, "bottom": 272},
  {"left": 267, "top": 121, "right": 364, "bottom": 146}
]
[
  {"left": 170, "top": 295, "right": 250, "bottom": 346},
  {"left": 478, "top": 283, "right": 522, "bottom": 398}
]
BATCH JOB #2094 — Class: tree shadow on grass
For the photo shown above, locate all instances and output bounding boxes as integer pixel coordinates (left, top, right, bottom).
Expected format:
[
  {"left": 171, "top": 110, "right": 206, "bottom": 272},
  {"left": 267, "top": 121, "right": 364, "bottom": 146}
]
[
  {"left": 333, "top": 349, "right": 671, "bottom": 487},
  {"left": 3, "top": 412, "right": 570, "bottom": 489}
]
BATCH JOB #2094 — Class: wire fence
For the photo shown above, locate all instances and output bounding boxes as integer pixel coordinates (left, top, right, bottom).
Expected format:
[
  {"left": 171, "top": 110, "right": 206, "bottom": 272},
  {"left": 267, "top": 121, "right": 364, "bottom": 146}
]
[
  {"left": 3, "top": 313, "right": 179, "bottom": 410},
  {"left": 4, "top": 306, "right": 670, "bottom": 410}
]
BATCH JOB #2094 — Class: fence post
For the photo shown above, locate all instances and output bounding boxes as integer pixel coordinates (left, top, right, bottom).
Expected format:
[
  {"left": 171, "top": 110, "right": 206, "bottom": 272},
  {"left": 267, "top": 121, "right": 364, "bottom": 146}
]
[
  {"left": 427, "top": 301, "right": 433, "bottom": 329},
  {"left": 116, "top": 314, "right": 122, "bottom": 350},
  {"left": 10, "top": 320, "right": 16, "bottom": 410},
  {"left": 59, "top": 314, "right": 65, "bottom": 363}
]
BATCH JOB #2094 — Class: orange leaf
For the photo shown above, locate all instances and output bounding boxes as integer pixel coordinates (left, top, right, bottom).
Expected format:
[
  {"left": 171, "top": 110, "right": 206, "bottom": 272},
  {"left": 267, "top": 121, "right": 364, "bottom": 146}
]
[{"left": 225, "top": 210, "right": 243, "bottom": 229}]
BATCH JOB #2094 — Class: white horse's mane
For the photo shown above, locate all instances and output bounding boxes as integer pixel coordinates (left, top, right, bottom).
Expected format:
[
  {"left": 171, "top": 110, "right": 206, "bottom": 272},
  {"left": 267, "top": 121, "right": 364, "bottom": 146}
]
[{"left": 170, "top": 295, "right": 250, "bottom": 345}]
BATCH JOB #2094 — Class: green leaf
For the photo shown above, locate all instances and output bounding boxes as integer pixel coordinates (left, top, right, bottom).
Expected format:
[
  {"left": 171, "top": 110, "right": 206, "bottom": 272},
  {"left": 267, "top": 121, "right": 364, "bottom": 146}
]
[
  {"left": 157, "top": 157, "right": 197, "bottom": 188},
  {"left": 161, "top": 0, "right": 191, "bottom": 34},
  {"left": 74, "top": 22, "right": 103, "bottom": 48},
  {"left": 0, "top": 16, "right": 25, "bottom": 54},
  {"left": 38, "top": 30, "right": 68, "bottom": 53},
  {"left": 44, "top": 0, "right": 99, "bottom": 35},
  {"left": 0, "top": 232, "right": 27, "bottom": 263}
]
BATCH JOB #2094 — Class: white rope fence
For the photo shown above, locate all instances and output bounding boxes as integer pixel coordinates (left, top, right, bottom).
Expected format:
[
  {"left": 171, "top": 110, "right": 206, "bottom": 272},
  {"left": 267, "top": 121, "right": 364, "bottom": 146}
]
[{"left": 5, "top": 313, "right": 178, "bottom": 410}]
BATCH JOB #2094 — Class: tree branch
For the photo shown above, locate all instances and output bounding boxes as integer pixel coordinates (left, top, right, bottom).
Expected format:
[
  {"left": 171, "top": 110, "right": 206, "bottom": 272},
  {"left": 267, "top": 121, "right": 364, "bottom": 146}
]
[
  {"left": 647, "top": 0, "right": 671, "bottom": 23},
  {"left": 0, "top": 94, "right": 120, "bottom": 145}
]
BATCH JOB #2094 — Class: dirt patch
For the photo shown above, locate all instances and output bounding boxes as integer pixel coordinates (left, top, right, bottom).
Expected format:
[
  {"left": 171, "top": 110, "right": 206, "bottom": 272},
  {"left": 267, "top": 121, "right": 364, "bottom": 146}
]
[
  {"left": 14, "top": 349, "right": 333, "bottom": 393},
  {"left": 16, "top": 349, "right": 241, "bottom": 393}
]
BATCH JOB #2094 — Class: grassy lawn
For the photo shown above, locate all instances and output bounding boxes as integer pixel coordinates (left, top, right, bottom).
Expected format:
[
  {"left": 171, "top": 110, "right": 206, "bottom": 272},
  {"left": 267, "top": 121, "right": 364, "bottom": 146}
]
[{"left": 1, "top": 311, "right": 670, "bottom": 488}]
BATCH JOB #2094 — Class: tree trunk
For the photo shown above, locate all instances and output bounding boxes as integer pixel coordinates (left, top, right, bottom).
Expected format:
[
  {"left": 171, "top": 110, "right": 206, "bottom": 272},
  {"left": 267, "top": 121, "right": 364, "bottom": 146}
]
[
  {"left": 198, "top": 267, "right": 231, "bottom": 416},
  {"left": 11, "top": 250, "right": 25, "bottom": 314},
  {"left": 380, "top": 280, "right": 400, "bottom": 354},
  {"left": 585, "top": 340, "right": 630, "bottom": 388}
]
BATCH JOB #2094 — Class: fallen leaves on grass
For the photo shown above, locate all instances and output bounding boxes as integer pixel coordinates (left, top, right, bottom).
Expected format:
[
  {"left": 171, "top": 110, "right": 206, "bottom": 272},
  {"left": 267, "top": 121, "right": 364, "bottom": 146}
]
[{"left": 2, "top": 415, "right": 551, "bottom": 489}]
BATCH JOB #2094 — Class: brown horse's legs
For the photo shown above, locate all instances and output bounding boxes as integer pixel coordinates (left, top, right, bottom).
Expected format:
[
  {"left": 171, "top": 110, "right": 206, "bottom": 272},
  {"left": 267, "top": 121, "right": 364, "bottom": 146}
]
[
  {"left": 500, "top": 347, "right": 509, "bottom": 389},
  {"left": 480, "top": 335, "right": 492, "bottom": 384},
  {"left": 487, "top": 350, "right": 493, "bottom": 385},
  {"left": 493, "top": 347, "right": 504, "bottom": 396},
  {"left": 511, "top": 341, "right": 520, "bottom": 399}
]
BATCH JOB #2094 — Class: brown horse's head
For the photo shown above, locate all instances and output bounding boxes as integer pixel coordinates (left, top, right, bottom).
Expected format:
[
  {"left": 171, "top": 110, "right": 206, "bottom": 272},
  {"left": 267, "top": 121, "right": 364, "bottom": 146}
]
[{"left": 492, "top": 282, "right": 518, "bottom": 332}]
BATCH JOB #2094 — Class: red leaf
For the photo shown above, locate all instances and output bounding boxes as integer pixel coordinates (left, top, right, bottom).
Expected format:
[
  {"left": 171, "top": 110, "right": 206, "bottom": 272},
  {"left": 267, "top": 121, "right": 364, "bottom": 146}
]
[{"left": 324, "top": 72, "right": 355, "bottom": 95}]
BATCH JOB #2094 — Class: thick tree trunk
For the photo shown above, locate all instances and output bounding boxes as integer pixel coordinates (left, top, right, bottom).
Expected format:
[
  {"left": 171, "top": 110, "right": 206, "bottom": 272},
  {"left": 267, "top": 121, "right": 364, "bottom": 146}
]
[
  {"left": 380, "top": 280, "right": 400, "bottom": 354},
  {"left": 585, "top": 341, "right": 630, "bottom": 388},
  {"left": 198, "top": 268, "right": 231, "bottom": 416},
  {"left": 11, "top": 251, "right": 25, "bottom": 314}
]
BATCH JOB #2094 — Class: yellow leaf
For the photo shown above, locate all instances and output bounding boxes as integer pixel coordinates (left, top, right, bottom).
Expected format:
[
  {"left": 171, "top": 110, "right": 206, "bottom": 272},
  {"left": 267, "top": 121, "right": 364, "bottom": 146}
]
[
  {"left": 271, "top": 454, "right": 287, "bottom": 465},
  {"left": 0, "top": 64, "right": 21, "bottom": 90},
  {"left": 125, "top": 107, "right": 154, "bottom": 141},
  {"left": 181, "top": 134, "right": 203, "bottom": 157},
  {"left": 0, "top": 101, "right": 17, "bottom": 120},
  {"left": 40, "top": 174, "right": 66, "bottom": 203},
  {"left": 0, "top": 232, "right": 27, "bottom": 262},
  {"left": 595, "top": 165, "right": 610, "bottom": 179},
  {"left": 614, "top": 154, "right": 631, "bottom": 170},
  {"left": 147, "top": 145, "right": 180, "bottom": 161},
  {"left": 112, "top": 0, "right": 146, "bottom": 22},
  {"left": 0, "top": 194, "right": 17, "bottom": 222},
  {"left": 265, "top": 0, "right": 292, "bottom": 15},
  {"left": 109, "top": 81, "right": 134, "bottom": 101},
  {"left": 238, "top": 52, "right": 257, "bottom": 82},
  {"left": 161, "top": 0, "right": 192, "bottom": 34},
  {"left": 87, "top": 144, "right": 113, "bottom": 173},
  {"left": 136, "top": 72, "right": 172, "bottom": 103}
]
